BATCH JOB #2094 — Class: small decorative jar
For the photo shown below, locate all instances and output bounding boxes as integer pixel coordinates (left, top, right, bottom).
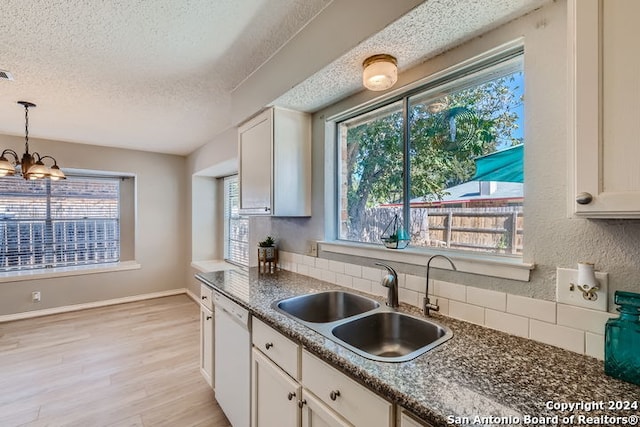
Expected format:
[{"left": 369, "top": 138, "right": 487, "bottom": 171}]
[{"left": 605, "top": 290, "right": 640, "bottom": 385}]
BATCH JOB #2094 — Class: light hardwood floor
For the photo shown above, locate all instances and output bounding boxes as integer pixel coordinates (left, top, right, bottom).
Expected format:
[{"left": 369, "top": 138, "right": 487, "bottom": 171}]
[{"left": 0, "top": 295, "right": 231, "bottom": 427}]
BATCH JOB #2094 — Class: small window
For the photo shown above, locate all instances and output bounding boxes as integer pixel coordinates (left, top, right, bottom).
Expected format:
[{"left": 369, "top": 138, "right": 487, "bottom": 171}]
[
  {"left": 223, "top": 175, "right": 249, "bottom": 266},
  {"left": 338, "top": 53, "right": 524, "bottom": 255},
  {"left": 0, "top": 175, "right": 120, "bottom": 271}
]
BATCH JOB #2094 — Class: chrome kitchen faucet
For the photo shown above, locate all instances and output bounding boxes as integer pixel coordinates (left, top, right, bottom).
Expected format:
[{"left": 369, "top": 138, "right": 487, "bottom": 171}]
[
  {"left": 424, "top": 255, "right": 457, "bottom": 316},
  {"left": 375, "top": 262, "right": 399, "bottom": 308}
]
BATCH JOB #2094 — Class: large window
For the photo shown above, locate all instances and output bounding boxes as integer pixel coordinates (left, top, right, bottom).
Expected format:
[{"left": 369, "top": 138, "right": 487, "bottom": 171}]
[
  {"left": 224, "top": 175, "right": 249, "bottom": 266},
  {"left": 0, "top": 175, "right": 120, "bottom": 272},
  {"left": 338, "top": 52, "right": 524, "bottom": 255}
]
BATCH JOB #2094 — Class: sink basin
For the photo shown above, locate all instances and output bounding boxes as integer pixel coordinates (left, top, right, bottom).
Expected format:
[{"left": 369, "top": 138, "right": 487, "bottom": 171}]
[
  {"left": 273, "top": 291, "right": 452, "bottom": 362},
  {"left": 331, "top": 311, "right": 452, "bottom": 362},
  {"left": 275, "top": 291, "right": 379, "bottom": 323}
]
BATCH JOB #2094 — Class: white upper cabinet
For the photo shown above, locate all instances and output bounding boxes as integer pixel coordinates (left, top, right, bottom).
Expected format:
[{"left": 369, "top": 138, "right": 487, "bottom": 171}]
[
  {"left": 570, "top": 0, "right": 640, "bottom": 217},
  {"left": 238, "top": 107, "right": 311, "bottom": 216}
]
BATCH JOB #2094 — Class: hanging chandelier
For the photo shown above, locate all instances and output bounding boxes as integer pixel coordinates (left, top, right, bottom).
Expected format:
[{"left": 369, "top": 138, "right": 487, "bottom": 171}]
[{"left": 0, "top": 101, "right": 66, "bottom": 180}]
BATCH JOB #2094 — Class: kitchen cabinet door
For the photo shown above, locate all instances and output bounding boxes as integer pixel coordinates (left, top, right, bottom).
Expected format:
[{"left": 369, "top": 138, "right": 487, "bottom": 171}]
[
  {"left": 239, "top": 109, "right": 273, "bottom": 214},
  {"left": 199, "top": 304, "right": 213, "bottom": 388},
  {"left": 238, "top": 107, "right": 311, "bottom": 216},
  {"left": 399, "top": 410, "right": 433, "bottom": 427},
  {"left": 301, "top": 350, "right": 393, "bottom": 427},
  {"left": 252, "top": 348, "right": 300, "bottom": 427},
  {"left": 570, "top": 0, "right": 640, "bottom": 217},
  {"left": 301, "top": 391, "right": 352, "bottom": 427}
]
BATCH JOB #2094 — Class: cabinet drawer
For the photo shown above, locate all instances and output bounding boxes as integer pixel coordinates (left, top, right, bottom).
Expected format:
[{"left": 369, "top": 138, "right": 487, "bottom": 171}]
[
  {"left": 252, "top": 317, "right": 300, "bottom": 379},
  {"left": 200, "top": 284, "right": 213, "bottom": 311},
  {"left": 302, "top": 350, "right": 392, "bottom": 427}
]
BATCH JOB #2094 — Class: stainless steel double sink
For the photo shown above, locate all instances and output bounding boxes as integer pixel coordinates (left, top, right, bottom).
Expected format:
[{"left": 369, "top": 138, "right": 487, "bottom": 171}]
[{"left": 272, "top": 291, "right": 452, "bottom": 362}]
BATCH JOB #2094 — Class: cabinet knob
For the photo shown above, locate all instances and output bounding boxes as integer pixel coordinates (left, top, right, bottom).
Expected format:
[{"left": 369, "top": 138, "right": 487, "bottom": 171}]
[
  {"left": 265, "top": 342, "right": 273, "bottom": 350},
  {"left": 264, "top": 207, "right": 271, "bottom": 212},
  {"left": 298, "top": 399, "right": 307, "bottom": 408},
  {"left": 576, "top": 192, "right": 593, "bottom": 205},
  {"left": 201, "top": 295, "right": 207, "bottom": 300},
  {"left": 329, "top": 390, "right": 341, "bottom": 401},
  {"left": 287, "top": 392, "right": 296, "bottom": 401},
  {"left": 206, "top": 315, "right": 212, "bottom": 320}
]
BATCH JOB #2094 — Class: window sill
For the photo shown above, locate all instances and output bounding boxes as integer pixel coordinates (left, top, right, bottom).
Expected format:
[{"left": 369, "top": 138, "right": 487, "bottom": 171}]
[
  {"left": 319, "top": 241, "right": 534, "bottom": 282},
  {"left": 0, "top": 261, "right": 141, "bottom": 284}
]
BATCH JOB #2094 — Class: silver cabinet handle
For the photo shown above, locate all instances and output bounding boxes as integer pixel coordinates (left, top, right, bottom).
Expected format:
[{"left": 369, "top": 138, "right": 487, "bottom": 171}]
[
  {"left": 265, "top": 342, "right": 273, "bottom": 350},
  {"left": 329, "top": 390, "right": 341, "bottom": 401},
  {"left": 576, "top": 192, "right": 593, "bottom": 205},
  {"left": 287, "top": 392, "right": 296, "bottom": 401}
]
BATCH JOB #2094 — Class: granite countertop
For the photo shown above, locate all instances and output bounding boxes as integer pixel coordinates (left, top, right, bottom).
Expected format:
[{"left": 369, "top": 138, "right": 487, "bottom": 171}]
[{"left": 196, "top": 268, "right": 640, "bottom": 427}]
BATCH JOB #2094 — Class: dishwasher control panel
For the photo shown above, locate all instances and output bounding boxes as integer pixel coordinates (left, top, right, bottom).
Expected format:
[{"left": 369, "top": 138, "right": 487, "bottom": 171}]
[{"left": 213, "top": 290, "right": 250, "bottom": 325}]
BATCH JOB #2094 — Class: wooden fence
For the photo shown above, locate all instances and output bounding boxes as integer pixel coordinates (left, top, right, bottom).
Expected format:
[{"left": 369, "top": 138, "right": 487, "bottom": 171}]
[
  {"left": 346, "top": 206, "right": 523, "bottom": 254},
  {"left": 0, "top": 218, "right": 120, "bottom": 271}
]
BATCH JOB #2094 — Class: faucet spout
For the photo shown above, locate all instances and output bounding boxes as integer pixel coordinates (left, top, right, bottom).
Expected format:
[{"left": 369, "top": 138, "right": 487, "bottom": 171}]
[
  {"left": 424, "top": 255, "right": 456, "bottom": 316},
  {"left": 375, "top": 262, "right": 399, "bottom": 308}
]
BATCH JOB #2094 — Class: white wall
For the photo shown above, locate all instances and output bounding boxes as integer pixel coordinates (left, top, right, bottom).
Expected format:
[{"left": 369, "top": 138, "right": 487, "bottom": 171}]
[
  {"left": 269, "top": 0, "right": 640, "bottom": 303},
  {"left": 185, "top": 1, "right": 640, "bottom": 306},
  {"left": 264, "top": 0, "right": 640, "bottom": 358},
  {"left": 0, "top": 134, "right": 187, "bottom": 316},
  {"left": 185, "top": 127, "right": 238, "bottom": 296}
]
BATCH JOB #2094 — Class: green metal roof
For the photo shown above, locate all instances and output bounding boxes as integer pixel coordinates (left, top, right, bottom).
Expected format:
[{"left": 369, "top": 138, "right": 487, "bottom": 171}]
[{"left": 472, "top": 144, "right": 523, "bottom": 183}]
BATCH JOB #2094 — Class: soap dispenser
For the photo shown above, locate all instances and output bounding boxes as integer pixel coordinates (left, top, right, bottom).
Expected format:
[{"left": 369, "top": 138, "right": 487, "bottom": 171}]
[{"left": 604, "top": 291, "right": 640, "bottom": 385}]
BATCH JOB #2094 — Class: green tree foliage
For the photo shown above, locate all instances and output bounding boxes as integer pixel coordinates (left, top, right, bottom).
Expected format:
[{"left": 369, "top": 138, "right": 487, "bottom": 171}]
[{"left": 344, "top": 72, "right": 523, "bottom": 227}]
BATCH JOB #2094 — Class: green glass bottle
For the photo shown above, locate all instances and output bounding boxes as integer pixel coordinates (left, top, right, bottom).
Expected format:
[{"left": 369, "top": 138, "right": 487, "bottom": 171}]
[{"left": 604, "top": 291, "right": 640, "bottom": 385}]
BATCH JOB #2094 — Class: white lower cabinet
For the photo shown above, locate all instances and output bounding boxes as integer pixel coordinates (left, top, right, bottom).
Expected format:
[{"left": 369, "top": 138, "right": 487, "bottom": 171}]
[
  {"left": 399, "top": 410, "right": 433, "bottom": 427},
  {"left": 199, "top": 285, "right": 214, "bottom": 388},
  {"left": 200, "top": 304, "right": 213, "bottom": 387},
  {"left": 251, "top": 317, "right": 394, "bottom": 427},
  {"left": 252, "top": 348, "right": 300, "bottom": 427},
  {"left": 252, "top": 347, "right": 352, "bottom": 427},
  {"left": 301, "top": 391, "right": 352, "bottom": 427},
  {"left": 302, "top": 350, "right": 393, "bottom": 427}
]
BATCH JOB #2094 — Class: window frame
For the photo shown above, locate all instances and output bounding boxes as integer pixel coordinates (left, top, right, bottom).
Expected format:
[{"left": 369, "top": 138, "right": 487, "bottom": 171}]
[
  {"left": 0, "top": 170, "right": 139, "bottom": 282},
  {"left": 324, "top": 41, "right": 534, "bottom": 281},
  {"left": 223, "top": 175, "right": 249, "bottom": 267}
]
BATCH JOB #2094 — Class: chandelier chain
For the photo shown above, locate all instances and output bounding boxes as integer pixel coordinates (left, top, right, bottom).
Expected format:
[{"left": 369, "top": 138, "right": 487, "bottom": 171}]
[
  {"left": 24, "top": 103, "right": 30, "bottom": 152},
  {"left": 0, "top": 101, "right": 65, "bottom": 180}
]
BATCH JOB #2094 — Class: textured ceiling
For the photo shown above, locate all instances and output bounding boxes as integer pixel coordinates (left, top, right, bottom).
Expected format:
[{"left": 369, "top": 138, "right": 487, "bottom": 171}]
[
  {"left": 274, "top": 0, "right": 546, "bottom": 112},
  {"left": 0, "top": 0, "right": 331, "bottom": 155},
  {"left": 0, "top": 0, "right": 545, "bottom": 156}
]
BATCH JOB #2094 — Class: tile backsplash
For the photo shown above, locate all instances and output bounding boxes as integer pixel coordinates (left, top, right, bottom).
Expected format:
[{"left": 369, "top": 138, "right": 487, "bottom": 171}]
[{"left": 278, "top": 251, "right": 615, "bottom": 361}]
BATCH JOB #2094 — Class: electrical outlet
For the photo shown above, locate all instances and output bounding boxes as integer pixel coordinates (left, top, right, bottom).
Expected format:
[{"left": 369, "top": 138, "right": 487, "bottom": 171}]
[
  {"left": 556, "top": 267, "right": 608, "bottom": 311},
  {"left": 32, "top": 291, "right": 41, "bottom": 303},
  {"left": 309, "top": 241, "right": 318, "bottom": 257}
]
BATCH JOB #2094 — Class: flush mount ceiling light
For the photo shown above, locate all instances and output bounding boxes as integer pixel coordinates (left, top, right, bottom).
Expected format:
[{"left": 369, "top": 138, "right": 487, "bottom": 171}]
[
  {"left": 0, "top": 101, "right": 66, "bottom": 180},
  {"left": 362, "top": 54, "right": 398, "bottom": 91}
]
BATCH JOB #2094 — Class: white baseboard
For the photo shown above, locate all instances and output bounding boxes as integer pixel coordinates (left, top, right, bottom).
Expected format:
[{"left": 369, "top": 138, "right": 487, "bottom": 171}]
[
  {"left": 0, "top": 288, "right": 188, "bottom": 323},
  {"left": 185, "top": 288, "right": 199, "bottom": 304}
]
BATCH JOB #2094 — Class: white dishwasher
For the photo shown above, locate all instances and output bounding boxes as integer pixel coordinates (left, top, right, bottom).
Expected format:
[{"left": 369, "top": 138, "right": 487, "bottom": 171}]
[{"left": 213, "top": 290, "right": 251, "bottom": 427}]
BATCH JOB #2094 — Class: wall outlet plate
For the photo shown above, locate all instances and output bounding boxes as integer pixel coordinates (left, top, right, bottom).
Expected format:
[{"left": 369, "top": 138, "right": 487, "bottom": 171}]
[
  {"left": 309, "top": 241, "right": 318, "bottom": 257},
  {"left": 556, "top": 267, "right": 608, "bottom": 311}
]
